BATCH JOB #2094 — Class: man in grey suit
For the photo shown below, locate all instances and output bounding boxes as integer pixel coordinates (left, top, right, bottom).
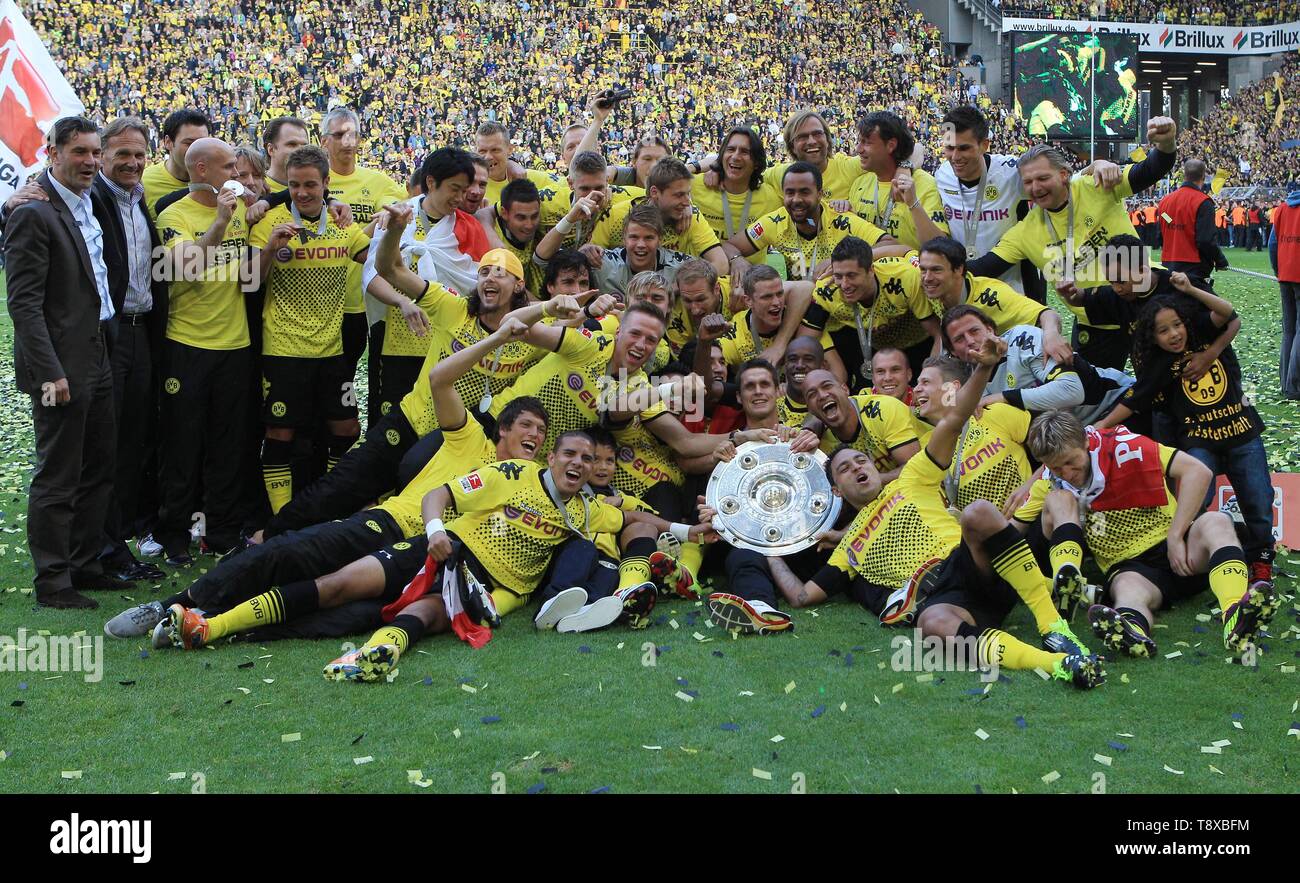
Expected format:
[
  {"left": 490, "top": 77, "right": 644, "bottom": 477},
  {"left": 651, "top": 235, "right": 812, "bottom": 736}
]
[{"left": 3, "top": 116, "right": 121, "bottom": 609}]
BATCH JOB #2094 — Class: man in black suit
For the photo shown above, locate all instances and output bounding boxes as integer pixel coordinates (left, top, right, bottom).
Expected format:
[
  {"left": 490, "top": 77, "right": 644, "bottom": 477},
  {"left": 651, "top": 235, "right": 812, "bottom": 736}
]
[
  {"left": 93, "top": 117, "right": 169, "bottom": 583},
  {"left": 3, "top": 116, "right": 122, "bottom": 609}
]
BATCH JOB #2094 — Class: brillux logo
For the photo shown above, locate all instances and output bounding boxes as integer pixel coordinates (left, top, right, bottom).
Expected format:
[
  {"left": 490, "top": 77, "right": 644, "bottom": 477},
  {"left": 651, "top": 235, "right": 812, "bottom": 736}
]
[
  {"left": 1160, "top": 28, "right": 1173, "bottom": 47},
  {"left": 1233, "top": 31, "right": 1247, "bottom": 49}
]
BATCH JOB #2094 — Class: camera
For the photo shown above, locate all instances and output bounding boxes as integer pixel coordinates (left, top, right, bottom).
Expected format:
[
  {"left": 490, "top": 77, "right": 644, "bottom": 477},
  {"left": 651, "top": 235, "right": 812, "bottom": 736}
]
[{"left": 596, "top": 88, "right": 633, "bottom": 110}]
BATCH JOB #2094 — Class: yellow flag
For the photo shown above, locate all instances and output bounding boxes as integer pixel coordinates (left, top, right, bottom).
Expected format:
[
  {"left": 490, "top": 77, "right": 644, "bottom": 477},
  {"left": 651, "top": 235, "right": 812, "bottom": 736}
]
[{"left": 1211, "top": 167, "right": 1230, "bottom": 194}]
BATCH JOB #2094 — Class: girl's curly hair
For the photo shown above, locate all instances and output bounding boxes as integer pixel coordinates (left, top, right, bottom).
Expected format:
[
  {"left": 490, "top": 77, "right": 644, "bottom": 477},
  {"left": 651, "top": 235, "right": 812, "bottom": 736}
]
[{"left": 1130, "top": 294, "right": 1204, "bottom": 375}]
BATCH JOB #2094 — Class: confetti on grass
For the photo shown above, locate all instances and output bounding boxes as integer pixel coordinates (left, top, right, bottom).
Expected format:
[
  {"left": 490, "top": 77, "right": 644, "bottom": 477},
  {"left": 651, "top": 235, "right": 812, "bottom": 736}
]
[
  {"left": 770, "top": 735, "right": 785, "bottom": 743},
  {"left": 407, "top": 770, "right": 433, "bottom": 788},
  {"left": 1094, "top": 754, "right": 1113, "bottom": 767},
  {"left": 784, "top": 681, "right": 796, "bottom": 694},
  {"left": 1014, "top": 716, "right": 1028, "bottom": 729},
  {"left": 1164, "top": 765, "right": 1185, "bottom": 775},
  {"left": 481, "top": 716, "right": 501, "bottom": 724},
  {"left": 675, "top": 691, "right": 694, "bottom": 703},
  {"left": 720, "top": 723, "right": 740, "bottom": 732},
  {"left": 974, "top": 729, "right": 989, "bottom": 741},
  {"left": 280, "top": 733, "right": 301, "bottom": 743},
  {"left": 61, "top": 771, "right": 82, "bottom": 780},
  {"left": 752, "top": 768, "right": 772, "bottom": 781},
  {"left": 461, "top": 684, "right": 478, "bottom": 694},
  {"left": 811, "top": 705, "right": 826, "bottom": 719},
  {"left": 526, "top": 782, "right": 546, "bottom": 794},
  {"left": 353, "top": 756, "right": 374, "bottom": 765},
  {"left": 1040, "top": 771, "right": 1060, "bottom": 784}
]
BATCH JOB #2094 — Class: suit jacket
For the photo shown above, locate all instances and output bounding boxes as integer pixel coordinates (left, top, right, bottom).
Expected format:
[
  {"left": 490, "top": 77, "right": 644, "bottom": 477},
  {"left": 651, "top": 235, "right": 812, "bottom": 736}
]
[
  {"left": 92, "top": 174, "right": 170, "bottom": 352},
  {"left": 3, "top": 170, "right": 122, "bottom": 396}
]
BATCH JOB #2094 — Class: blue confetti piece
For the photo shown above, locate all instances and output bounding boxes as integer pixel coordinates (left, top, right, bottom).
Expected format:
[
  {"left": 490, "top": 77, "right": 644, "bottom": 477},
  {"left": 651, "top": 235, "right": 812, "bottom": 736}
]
[
  {"left": 526, "top": 782, "right": 546, "bottom": 794},
  {"left": 997, "top": 674, "right": 1011, "bottom": 684},
  {"left": 1014, "top": 716, "right": 1027, "bottom": 729},
  {"left": 711, "top": 650, "right": 724, "bottom": 658},
  {"left": 590, "top": 785, "right": 611, "bottom": 794},
  {"left": 654, "top": 615, "right": 668, "bottom": 626},
  {"left": 1231, "top": 712, "right": 1244, "bottom": 720},
  {"left": 974, "top": 784, "right": 983, "bottom": 794},
  {"left": 577, "top": 645, "right": 592, "bottom": 654},
  {"left": 481, "top": 715, "right": 501, "bottom": 724},
  {"left": 457, "top": 677, "right": 473, "bottom": 684},
  {"left": 17, "top": 682, "right": 27, "bottom": 691},
  {"left": 421, "top": 676, "right": 433, "bottom": 686},
  {"left": 1192, "top": 625, "right": 1207, "bottom": 634},
  {"left": 685, "top": 690, "right": 699, "bottom": 698},
  {"left": 720, "top": 722, "right": 740, "bottom": 732},
  {"left": 541, "top": 766, "right": 557, "bottom": 774},
  {"left": 676, "top": 677, "right": 689, "bottom": 686},
  {"left": 138, "top": 650, "right": 149, "bottom": 659},
  {"left": 1108, "top": 740, "right": 1128, "bottom": 752},
  {"left": 657, "top": 645, "right": 670, "bottom": 654},
  {"left": 964, "top": 688, "right": 984, "bottom": 695},
  {"left": 811, "top": 704, "right": 826, "bottom": 719},
  {"left": 844, "top": 653, "right": 854, "bottom": 667}
]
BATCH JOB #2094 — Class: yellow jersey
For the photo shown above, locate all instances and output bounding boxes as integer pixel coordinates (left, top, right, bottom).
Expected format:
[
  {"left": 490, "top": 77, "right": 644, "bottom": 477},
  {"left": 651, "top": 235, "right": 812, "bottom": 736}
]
[
  {"left": 157, "top": 196, "right": 251, "bottom": 350},
  {"left": 445, "top": 460, "right": 625, "bottom": 596},
  {"left": 248, "top": 205, "right": 370, "bottom": 357},
  {"left": 376, "top": 418, "right": 496, "bottom": 537},
  {"left": 591, "top": 198, "right": 721, "bottom": 258},
  {"left": 945, "top": 274, "right": 1048, "bottom": 334},
  {"left": 537, "top": 184, "right": 641, "bottom": 250},
  {"left": 764, "top": 153, "right": 865, "bottom": 201},
  {"left": 745, "top": 202, "right": 885, "bottom": 281},
  {"left": 485, "top": 168, "right": 564, "bottom": 209},
  {"left": 802, "top": 254, "right": 932, "bottom": 351},
  {"left": 818, "top": 393, "right": 918, "bottom": 470},
  {"left": 611, "top": 412, "right": 683, "bottom": 498},
  {"left": 848, "top": 168, "right": 949, "bottom": 249},
  {"left": 718, "top": 308, "right": 834, "bottom": 366},
  {"left": 142, "top": 162, "right": 185, "bottom": 217},
  {"left": 911, "top": 404, "right": 1032, "bottom": 510},
  {"left": 690, "top": 177, "right": 782, "bottom": 242}
]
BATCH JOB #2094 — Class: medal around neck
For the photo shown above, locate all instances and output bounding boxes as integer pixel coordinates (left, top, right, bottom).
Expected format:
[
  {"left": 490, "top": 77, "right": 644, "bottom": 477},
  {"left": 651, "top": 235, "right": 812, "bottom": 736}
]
[{"left": 706, "top": 441, "right": 841, "bottom": 556}]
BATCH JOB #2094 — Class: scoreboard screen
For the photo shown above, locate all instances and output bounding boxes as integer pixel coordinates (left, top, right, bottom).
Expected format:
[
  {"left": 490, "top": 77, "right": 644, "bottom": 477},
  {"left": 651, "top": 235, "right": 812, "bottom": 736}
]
[{"left": 1013, "top": 32, "right": 1140, "bottom": 141}]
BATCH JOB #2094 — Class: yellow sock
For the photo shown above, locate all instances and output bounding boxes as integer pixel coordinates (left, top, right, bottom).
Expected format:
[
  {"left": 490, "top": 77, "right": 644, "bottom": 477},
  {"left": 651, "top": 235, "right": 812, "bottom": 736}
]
[
  {"left": 1206, "top": 548, "right": 1248, "bottom": 616},
  {"left": 263, "top": 466, "right": 292, "bottom": 513},
  {"left": 978, "top": 628, "right": 1066, "bottom": 672},
  {"left": 206, "top": 588, "right": 289, "bottom": 641},
  {"left": 1048, "top": 530, "right": 1084, "bottom": 578},
  {"left": 619, "top": 555, "right": 652, "bottom": 591},
  {"left": 990, "top": 539, "right": 1060, "bottom": 634},
  {"left": 679, "top": 541, "right": 704, "bottom": 580},
  {"left": 365, "top": 624, "right": 411, "bottom": 653}
]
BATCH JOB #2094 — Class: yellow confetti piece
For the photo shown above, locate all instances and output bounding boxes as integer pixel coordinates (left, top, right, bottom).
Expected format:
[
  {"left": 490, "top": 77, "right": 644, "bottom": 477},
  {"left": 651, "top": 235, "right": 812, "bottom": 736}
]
[
  {"left": 668, "top": 619, "right": 679, "bottom": 630},
  {"left": 808, "top": 610, "right": 818, "bottom": 617},
  {"left": 975, "top": 728, "right": 989, "bottom": 741},
  {"left": 0, "top": 751, "right": 7, "bottom": 762},
  {"left": 1164, "top": 765, "right": 1185, "bottom": 775},
  {"left": 891, "top": 683, "right": 904, "bottom": 694},
  {"left": 616, "top": 642, "right": 625, "bottom": 649},
  {"left": 167, "top": 772, "right": 186, "bottom": 780},
  {"left": 1281, "top": 665, "right": 1296, "bottom": 674},
  {"left": 839, "top": 702, "right": 847, "bottom": 712},
  {"left": 1164, "top": 651, "right": 1183, "bottom": 659},
  {"left": 43, "top": 675, "right": 62, "bottom": 681},
  {"left": 784, "top": 681, "right": 796, "bottom": 694},
  {"left": 1201, "top": 746, "right": 1222, "bottom": 754},
  {"left": 452, "top": 728, "right": 461, "bottom": 739},
  {"left": 353, "top": 756, "right": 374, "bottom": 765},
  {"left": 770, "top": 735, "right": 785, "bottom": 743},
  {"left": 1040, "top": 770, "right": 1060, "bottom": 784},
  {"left": 262, "top": 678, "right": 275, "bottom": 684},
  {"left": 1120, "top": 673, "right": 1130, "bottom": 684},
  {"left": 752, "top": 768, "right": 772, "bottom": 781},
  {"left": 61, "top": 770, "right": 83, "bottom": 780},
  {"left": 642, "top": 745, "right": 662, "bottom": 751},
  {"left": 693, "top": 632, "right": 708, "bottom": 641},
  {"left": 1094, "top": 754, "right": 1113, "bottom": 767},
  {"left": 873, "top": 694, "right": 881, "bottom": 705},
  {"left": 407, "top": 770, "right": 433, "bottom": 788},
  {"left": 738, "top": 690, "right": 754, "bottom": 696},
  {"left": 1195, "top": 613, "right": 1213, "bottom": 622},
  {"left": 679, "top": 746, "right": 698, "bottom": 754},
  {"left": 1117, "top": 733, "right": 1136, "bottom": 738},
  {"left": 1232, "top": 720, "right": 1244, "bottom": 730},
  {"left": 1130, "top": 146, "right": 1148, "bottom": 162},
  {"left": 1209, "top": 765, "right": 1224, "bottom": 775},
  {"left": 235, "top": 687, "right": 251, "bottom": 695},
  {"left": 280, "top": 733, "right": 301, "bottom": 743},
  {"left": 1212, "top": 739, "right": 1232, "bottom": 748},
  {"left": 1034, "top": 668, "right": 1050, "bottom": 681},
  {"left": 674, "top": 691, "right": 693, "bottom": 702},
  {"left": 915, "top": 673, "right": 934, "bottom": 683},
  {"left": 1161, "top": 212, "right": 1173, "bottom": 224},
  {"left": 460, "top": 683, "right": 477, "bottom": 693}
]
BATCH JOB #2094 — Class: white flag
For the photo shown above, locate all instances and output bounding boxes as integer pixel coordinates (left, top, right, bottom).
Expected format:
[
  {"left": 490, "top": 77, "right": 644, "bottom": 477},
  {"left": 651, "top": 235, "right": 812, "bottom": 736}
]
[{"left": 0, "top": 0, "right": 85, "bottom": 201}]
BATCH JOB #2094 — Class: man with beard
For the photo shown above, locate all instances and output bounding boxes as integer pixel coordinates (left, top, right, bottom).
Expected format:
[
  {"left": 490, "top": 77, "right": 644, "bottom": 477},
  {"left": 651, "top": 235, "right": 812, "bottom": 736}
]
[
  {"left": 722, "top": 164, "right": 889, "bottom": 288},
  {"left": 698, "top": 264, "right": 822, "bottom": 370}
]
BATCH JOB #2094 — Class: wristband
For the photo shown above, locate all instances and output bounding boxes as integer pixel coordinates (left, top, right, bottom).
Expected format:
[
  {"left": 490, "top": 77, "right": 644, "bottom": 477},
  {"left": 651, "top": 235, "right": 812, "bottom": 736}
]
[
  {"left": 542, "top": 301, "right": 556, "bottom": 318},
  {"left": 425, "top": 518, "right": 445, "bottom": 539},
  {"left": 668, "top": 522, "right": 691, "bottom": 544},
  {"left": 554, "top": 216, "right": 574, "bottom": 235},
  {"left": 657, "top": 380, "right": 677, "bottom": 401},
  {"left": 583, "top": 302, "right": 596, "bottom": 319},
  {"left": 910, "top": 198, "right": 921, "bottom": 209}
]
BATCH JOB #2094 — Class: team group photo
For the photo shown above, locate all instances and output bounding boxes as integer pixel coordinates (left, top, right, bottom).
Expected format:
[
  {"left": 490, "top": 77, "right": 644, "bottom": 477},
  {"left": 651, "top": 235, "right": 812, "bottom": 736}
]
[{"left": 0, "top": 0, "right": 1298, "bottom": 819}]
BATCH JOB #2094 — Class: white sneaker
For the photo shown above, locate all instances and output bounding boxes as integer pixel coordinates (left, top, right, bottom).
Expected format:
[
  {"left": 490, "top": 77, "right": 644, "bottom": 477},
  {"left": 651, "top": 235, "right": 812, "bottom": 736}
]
[
  {"left": 104, "top": 601, "right": 166, "bottom": 639},
  {"left": 534, "top": 586, "right": 588, "bottom": 630},
  {"left": 557, "top": 596, "right": 623, "bottom": 633},
  {"left": 136, "top": 534, "right": 164, "bottom": 558}
]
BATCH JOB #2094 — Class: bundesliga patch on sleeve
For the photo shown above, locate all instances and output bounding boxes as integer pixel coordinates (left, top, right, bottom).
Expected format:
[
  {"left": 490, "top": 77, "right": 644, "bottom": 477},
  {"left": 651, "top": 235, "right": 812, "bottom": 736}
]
[
  {"left": 747, "top": 221, "right": 764, "bottom": 239},
  {"left": 459, "top": 473, "right": 484, "bottom": 493}
]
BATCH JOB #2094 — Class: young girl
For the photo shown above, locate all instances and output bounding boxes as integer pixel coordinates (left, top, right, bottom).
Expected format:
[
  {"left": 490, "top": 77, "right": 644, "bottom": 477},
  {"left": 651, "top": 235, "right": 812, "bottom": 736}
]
[{"left": 1098, "top": 272, "right": 1274, "bottom": 593}]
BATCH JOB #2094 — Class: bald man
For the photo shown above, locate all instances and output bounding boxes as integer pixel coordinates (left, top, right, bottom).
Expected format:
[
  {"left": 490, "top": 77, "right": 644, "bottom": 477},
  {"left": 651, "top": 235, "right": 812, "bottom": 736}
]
[
  {"left": 154, "top": 138, "right": 262, "bottom": 564},
  {"left": 1157, "top": 159, "right": 1227, "bottom": 282}
]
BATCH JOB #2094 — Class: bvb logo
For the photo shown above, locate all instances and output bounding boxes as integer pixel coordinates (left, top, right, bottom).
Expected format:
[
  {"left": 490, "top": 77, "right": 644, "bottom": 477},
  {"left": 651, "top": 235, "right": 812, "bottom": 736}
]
[
  {"left": 386, "top": 429, "right": 401, "bottom": 446},
  {"left": 984, "top": 185, "right": 999, "bottom": 201},
  {"left": 1078, "top": 329, "right": 1090, "bottom": 345},
  {"left": 1005, "top": 372, "right": 1016, "bottom": 388},
  {"left": 165, "top": 378, "right": 181, "bottom": 395},
  {"left": 393, "top": 541, "right": 411, "bottom": 550},
  {"left": 366, "top": 520, "right": 382, "bottom": 532},
  {"left": 271, "top": 401, "right": 287, "bottom": 417}
]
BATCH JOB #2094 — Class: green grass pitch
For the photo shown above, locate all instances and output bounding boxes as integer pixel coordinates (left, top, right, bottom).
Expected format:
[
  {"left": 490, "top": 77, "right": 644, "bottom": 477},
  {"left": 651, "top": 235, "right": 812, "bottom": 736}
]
[{"left": 0, "top": 250, "right": 1296, "bottom": 794}]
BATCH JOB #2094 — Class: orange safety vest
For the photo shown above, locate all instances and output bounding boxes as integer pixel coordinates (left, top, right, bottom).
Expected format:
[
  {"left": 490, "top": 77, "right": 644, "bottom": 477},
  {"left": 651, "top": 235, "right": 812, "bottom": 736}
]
[
  {"left": 1215, "top": 208, "right": 1227, "bottom": 229},
  {"left": 1276, "top": 203, "right": 1300, "bottom": 283},
  {"left": 1142, "top": 205, "right": 1158, "bottom": 224},
  {"left": 1231, "top": 206, "right": 1247, "bottom": 225},
  {"left": 1158, "top": 184, "right": 1209, "bottom": 263}
]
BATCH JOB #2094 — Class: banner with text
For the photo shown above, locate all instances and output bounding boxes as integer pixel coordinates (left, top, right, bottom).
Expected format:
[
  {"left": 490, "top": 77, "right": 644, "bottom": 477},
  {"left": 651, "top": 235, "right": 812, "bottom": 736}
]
[
  {"left": 0, "top": 0, "right": 85, "bottom": 202},
  {"left": 1001, "top": 18, "right": 1300, "bottom": 56},
  {"left": 1208, "top": 473, "right": 1300, "bottom": 549}
]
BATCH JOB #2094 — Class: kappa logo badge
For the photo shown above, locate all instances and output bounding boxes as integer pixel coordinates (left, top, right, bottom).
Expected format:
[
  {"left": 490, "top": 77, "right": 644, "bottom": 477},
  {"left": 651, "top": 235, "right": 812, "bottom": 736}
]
[
  {"left": 164, "top": 378, "right": 180, "bottom": 395},
  {"left": 493, "top": 461, "right": 526, "bottom": 480}
]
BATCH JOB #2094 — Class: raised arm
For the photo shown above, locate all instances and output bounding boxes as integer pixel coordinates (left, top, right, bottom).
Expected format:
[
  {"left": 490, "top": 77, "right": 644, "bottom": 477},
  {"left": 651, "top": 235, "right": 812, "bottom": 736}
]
[
  {"left": 929, "top": 337, "right": 1003, "bottom": 467},
  {"left": 374, "top": 202, "right": 429, "bottom": 298}
]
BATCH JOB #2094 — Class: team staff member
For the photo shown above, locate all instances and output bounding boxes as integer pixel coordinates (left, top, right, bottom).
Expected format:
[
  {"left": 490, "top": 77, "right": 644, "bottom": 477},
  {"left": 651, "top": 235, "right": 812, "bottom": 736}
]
[
  {"left": 722, "top": 163, "right": 889, "bottom": 286},
  {"left": 794, "top": 236, "right": 938, "bottom": 386},
  {"left": 917, "top": 235, "right": 1069, "bottom": 361},
  {"left": 93, "top": 117, "right": 170, "bottom": 582},
  {"left": 4, "top": 117, "right": 121, "bottom": 609},
  {"left": 849, "top": 111, "right": 948, "bottom": 250},
  {"left": 967, "top": 117, "right": 1179, "bottom": 371},
  {"left": 154, "top": 137, "right": 258, "bottom": 564},
  {"left": 1157, "top": 159, "right": 1228, "bottom": 281},
  {"left": 1273, "top": 187, "right": 1300, "bottom": 400},
  {"left": 248, "top": 146, "right": 373, "bottom": 513},
  {"left": 141, "top": 108, "right": 212, "bottom": 215},
  {"left": 260, "top": 117, "right": 311, "bottom": 191},
  {"left": 698, "top": 110, "right": 867, "bottom": 202}
]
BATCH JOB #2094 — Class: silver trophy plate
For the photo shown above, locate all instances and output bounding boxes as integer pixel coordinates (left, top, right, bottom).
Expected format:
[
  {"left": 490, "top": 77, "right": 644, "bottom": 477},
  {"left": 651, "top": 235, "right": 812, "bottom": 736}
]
[{"left": 705, "top": 442, "right": 842, "bottom": 556}]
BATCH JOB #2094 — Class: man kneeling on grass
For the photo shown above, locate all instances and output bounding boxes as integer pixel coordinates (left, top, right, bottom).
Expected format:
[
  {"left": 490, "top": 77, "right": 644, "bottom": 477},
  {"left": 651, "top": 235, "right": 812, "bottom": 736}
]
[
  {"left": 1017, "top": 410, "right": 1279, "bottom": 659},
  {"left": 765, "top": 336, "right": 1106, "bottom": 689}
]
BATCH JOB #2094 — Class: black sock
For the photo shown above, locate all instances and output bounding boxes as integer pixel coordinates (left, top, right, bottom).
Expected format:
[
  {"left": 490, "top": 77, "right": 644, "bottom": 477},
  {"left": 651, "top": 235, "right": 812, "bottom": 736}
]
[
  {"left": 390, "top": 613, "right": 427, "bottom": 645},
  {"left": 276, "top": 579, "right": 322, "bottom": 620},
  {"left": 327, "top": 433, "right": 358, "bottom": 471},
  {"left": 982, "top": 524, "right": 1024, "bottom": 559}
]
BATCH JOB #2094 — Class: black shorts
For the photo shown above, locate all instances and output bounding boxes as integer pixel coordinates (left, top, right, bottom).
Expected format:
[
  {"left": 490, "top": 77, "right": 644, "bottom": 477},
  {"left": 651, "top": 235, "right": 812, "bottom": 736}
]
[
  {"left": 916, "top": 542, "right": 1020, "bottom": 633},
  {"left": 640, "top": 480, "right": 685, "bottom": 523},
  {"left": 261, "top": 353, "right": 358, "bottom": 428},
  {"left": 1106, "top": 541, "right": 1208, "bottom": 607},
  {"left": 368, "top": 535, "right": 432, "bottom": 603}
]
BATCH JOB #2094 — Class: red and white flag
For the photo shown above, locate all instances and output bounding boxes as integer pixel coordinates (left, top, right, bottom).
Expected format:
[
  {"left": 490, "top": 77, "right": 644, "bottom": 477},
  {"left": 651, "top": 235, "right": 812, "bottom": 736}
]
[{"left": 0, "top": 0, "right": 85, "bottom": 201}]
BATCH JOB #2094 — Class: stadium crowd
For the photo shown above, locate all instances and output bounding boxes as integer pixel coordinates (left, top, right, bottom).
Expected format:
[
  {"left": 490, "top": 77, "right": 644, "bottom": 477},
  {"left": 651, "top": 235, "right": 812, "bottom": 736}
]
[
  {"left": 0, "top": 2, "right": 1288, "bottom": 695},
  {"left": 1001, "top": 0, "right": 1300, "bottom": 27},
  {"left": 27, "top": 0, "right": 1031, "bottom": 180}
]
